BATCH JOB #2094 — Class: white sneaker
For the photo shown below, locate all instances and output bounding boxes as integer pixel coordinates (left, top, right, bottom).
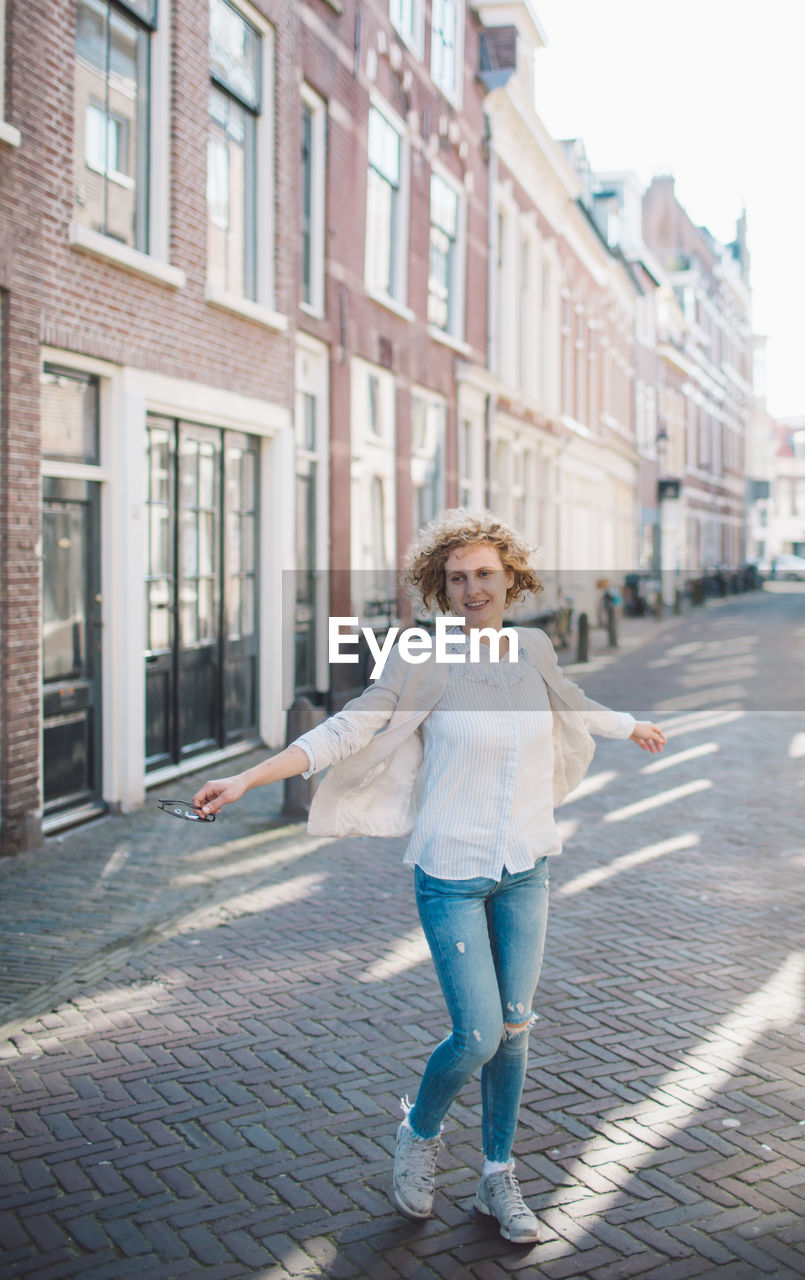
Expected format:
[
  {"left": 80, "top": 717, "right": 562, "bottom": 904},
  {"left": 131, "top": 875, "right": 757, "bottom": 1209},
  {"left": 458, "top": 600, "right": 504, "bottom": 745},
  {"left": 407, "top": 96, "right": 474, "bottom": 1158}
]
[
  {"left": 474, "top": 1163, "right": 541, "bottom": 1243},
  {"left": 393, "top": 1118, "right": 441, "bottom": 1219}
]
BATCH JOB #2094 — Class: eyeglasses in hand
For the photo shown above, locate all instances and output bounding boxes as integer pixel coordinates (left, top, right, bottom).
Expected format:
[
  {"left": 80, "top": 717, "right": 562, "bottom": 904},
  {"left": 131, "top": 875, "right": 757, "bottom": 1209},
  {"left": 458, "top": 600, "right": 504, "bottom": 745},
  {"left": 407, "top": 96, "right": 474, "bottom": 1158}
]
[{"left": 156, "top": 798, "right": 215, "bottom": 822}]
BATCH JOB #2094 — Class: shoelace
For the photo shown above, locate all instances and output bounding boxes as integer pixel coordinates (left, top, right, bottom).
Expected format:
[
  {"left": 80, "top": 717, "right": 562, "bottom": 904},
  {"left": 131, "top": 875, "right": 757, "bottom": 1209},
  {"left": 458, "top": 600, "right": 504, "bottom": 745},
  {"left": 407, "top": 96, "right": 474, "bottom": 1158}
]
[
  {"left": 404, "top": 1136, "right": 440, "bottom": 1188},
  {"left": 493, "top": 1167, "right": 531, "bottom": 1219}
]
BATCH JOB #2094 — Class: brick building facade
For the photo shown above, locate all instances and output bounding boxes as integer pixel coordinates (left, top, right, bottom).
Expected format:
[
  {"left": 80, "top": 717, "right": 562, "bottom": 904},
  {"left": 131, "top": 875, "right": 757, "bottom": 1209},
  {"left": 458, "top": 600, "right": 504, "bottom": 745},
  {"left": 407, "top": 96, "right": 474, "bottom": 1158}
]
[
  {"left": 0, "top": 1, "right": 756, "bottom": 852},
  {"left": 1, "top": 0, "right": 298, "bottom": 850}
]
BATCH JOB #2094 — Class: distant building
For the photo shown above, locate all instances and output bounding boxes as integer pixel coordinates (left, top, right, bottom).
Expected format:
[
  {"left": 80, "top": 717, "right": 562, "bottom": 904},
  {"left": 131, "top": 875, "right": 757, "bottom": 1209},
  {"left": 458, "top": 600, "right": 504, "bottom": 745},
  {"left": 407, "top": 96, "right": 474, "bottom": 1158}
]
[
  {"left": 769, "top": 418, "right": 805, "bottom": 559},
  {"left": 642, "top": 176, "right": 753, "bottom": 573}
]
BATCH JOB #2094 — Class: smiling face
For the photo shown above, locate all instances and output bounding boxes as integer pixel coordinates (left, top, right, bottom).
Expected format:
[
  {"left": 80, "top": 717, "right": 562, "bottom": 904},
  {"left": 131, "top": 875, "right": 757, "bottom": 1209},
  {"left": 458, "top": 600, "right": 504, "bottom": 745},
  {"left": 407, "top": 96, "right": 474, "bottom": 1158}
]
[{"left": 444, "top": 542, "right": 515, "bottom": 634}]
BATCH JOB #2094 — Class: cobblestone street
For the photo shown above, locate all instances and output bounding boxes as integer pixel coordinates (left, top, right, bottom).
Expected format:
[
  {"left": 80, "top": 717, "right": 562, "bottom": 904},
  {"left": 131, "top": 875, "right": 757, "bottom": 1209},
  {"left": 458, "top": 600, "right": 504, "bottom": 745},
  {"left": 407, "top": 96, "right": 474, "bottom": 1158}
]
[{"left": 1, "top": 587, "right": 804, "bottom": 1279}]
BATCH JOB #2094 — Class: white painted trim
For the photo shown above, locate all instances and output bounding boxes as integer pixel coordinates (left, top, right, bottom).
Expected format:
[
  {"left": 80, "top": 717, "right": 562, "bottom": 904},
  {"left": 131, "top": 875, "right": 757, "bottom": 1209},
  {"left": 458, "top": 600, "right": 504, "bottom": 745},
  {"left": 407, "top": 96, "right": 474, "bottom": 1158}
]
[
  {"left": 428, "top": 325, "right": 470, "bottom": 356},
  {"left": 68, "top": 221, "right": 187, "bottom": 288},
  {"left": 148, "top": 0, "right": 171, "bottom": 265},
  {"left": 135, "top": 368, "right": 292, "bottom": 436},
  {"left": 429, "top": 158, "right": 467, "bottom": 343},
  {"left": 0, "top": 121, "right": 21, "bottom": 147},
  {"left": 41, "top": 460, "right": 110, "bottom": 482},
  {"left": 366, "top": 92, "right": 412, "bottom": 309},
  {"left": 205, "top": 283, "right": 289, "bottom": 332},
  {"left": 40, "top": 346, "right": 120, "bottom": 378},
  {"left": 301, "top": 82, "right": 327, "bottom": 318},
  {"left": 294, "top": 336, "right": 331, "bottom": 693},
  {"left": 389, "top": 0, "right": 425, "bottom": 61},
  {"left": 430, "top": 0, "right": 465, "bottom": 109},
  {"left": 206, "top": 0, "right": 277, "bottom": 310},
  {"left": 366, "top": 287, "right": 415, "bottom": 323}
]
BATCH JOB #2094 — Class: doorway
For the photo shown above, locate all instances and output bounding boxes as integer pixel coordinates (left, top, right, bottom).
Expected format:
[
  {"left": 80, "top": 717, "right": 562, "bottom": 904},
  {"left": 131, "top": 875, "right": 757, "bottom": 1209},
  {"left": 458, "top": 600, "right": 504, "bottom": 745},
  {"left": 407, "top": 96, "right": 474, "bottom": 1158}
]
[{"left": 144, "top": 418, "right": 259, "bottom": 770}]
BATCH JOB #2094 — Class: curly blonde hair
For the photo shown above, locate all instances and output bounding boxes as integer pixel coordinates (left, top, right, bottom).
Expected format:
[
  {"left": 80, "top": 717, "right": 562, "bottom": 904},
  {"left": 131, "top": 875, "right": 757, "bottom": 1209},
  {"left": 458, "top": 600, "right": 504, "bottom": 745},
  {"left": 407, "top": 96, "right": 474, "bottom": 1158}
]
[{"left": 401, "top": 508, "right": 543, "bottom": 616}]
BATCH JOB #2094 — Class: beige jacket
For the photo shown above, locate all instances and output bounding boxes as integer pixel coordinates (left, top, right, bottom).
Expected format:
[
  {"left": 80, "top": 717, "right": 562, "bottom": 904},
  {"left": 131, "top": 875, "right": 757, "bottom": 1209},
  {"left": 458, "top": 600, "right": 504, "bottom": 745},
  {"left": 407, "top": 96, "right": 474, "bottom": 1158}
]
[{"left": 295, "top": 626, "right": 635, "bottom": 839}]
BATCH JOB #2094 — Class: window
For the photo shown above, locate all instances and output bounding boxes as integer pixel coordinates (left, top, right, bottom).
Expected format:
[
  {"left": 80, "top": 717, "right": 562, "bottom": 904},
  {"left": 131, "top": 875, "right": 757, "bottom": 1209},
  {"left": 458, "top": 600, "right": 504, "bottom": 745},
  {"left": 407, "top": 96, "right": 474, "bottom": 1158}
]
[
  {"left": 411, "top": 391, "right": 445, "bottom": 529},
  {"left": 390, "top": 0, "right": 423, "bottom": 55},
  {"left": 301, "top": 85, "right": 326, "bottom": 315},
  {"left": 431, "top": 0, "right": 459, "bottom": 100},
  {"left": 351, "top": 359, "right": 396, "bottom": 612},
  {"left": 41, "top": 366, "right": 101, "bottom": 464},
  {"left": 208, "top": 0, "right": 262, "bottom": 300},
  {"left": 365, "top": 105, "right": 404, "bottom": 301},
  {"left": 73, "top": 0, "right": 155, "bottom": 251},
  {"left": 428, "top": 173, "right": 460, "bottom": 334},
  {"left": 494, "top": 200, "right": 515, "bottom": 383}
]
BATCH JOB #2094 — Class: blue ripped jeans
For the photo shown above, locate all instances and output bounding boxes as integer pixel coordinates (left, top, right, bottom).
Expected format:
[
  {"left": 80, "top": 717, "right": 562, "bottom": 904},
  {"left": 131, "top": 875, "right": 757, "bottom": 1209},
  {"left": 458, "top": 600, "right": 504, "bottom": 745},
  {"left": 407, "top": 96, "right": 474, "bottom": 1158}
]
[{"left": 408, "top": 859, "right": 550, "bottom": 1163}]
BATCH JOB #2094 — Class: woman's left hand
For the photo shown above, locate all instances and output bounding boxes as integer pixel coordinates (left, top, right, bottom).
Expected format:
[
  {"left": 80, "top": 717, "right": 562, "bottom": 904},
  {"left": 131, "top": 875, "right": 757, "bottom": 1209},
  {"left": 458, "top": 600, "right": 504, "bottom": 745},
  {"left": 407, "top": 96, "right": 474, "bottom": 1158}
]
[{"left": 629, "top": 721, "right": 667, "bottom": 753}]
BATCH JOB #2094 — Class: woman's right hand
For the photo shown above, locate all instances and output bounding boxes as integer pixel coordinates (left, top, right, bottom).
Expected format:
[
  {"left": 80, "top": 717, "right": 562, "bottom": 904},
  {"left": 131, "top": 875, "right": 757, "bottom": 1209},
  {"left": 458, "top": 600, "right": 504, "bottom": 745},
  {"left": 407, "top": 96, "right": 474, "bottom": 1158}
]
[{"left": 191, "top": 773, "right": 248, "bottom": 817}]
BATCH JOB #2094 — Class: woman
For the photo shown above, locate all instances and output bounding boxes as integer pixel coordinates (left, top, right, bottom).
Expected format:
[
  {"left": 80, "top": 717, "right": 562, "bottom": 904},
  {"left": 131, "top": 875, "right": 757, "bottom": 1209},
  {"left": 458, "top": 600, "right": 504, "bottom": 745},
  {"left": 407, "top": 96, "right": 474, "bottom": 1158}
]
[{"left": 192, "top": 510, "right": 665, "bottom": 1244}]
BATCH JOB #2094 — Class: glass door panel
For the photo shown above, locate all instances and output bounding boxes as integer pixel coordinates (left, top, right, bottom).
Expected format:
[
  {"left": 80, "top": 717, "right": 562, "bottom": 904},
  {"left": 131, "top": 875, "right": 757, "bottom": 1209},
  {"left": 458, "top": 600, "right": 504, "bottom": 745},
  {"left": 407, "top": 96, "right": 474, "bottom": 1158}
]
[{"left": 42, "top": 477, "right": 102, "bottom": 811}]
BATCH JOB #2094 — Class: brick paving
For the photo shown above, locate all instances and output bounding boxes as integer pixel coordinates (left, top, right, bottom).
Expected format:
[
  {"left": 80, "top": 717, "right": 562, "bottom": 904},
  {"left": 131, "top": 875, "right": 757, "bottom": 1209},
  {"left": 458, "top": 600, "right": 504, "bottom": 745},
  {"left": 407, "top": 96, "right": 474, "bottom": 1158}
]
[{"left": 1, "top": 586, "right": 804, "bottom": 1279}]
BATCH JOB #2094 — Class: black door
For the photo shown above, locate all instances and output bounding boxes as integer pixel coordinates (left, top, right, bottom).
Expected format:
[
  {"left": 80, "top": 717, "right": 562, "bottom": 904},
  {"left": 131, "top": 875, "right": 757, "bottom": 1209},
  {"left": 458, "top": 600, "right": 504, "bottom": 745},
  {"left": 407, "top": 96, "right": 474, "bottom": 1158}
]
[
  {"left": 145, "top": 418, "right": 259, "bottom": 770},
  {"left": 42, "top": 477, "right": 103, "bottom": 813}
]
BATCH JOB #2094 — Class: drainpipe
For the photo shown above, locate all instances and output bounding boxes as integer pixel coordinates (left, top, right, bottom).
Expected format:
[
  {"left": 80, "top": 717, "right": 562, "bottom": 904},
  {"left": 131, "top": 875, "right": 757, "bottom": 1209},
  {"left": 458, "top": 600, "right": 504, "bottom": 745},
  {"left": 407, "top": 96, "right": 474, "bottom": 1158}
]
[{"left": 484, "top": 110, "right": 497, "bottom": 511}]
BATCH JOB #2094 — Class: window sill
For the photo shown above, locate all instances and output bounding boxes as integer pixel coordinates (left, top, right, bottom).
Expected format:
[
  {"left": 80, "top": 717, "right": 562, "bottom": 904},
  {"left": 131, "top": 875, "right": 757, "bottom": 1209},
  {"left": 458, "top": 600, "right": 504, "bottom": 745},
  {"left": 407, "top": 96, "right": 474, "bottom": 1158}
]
[
  {"left": 300, "top": 300, "right": 326, "bottom": 321},
  {"left": 68, "top": 221, "right": 186, "bottom": 289},
  {"left": 0, "top": 120, "right": 22, "bottom": 148},
  {"left": 206, "top": 284, "right": 289, "bottom": 332},
  {"left": 428, "top": 325, "right": 471, "bottom": 356},
  {"left": 366, "top": 288, "right": 415, "bottom": 323}
]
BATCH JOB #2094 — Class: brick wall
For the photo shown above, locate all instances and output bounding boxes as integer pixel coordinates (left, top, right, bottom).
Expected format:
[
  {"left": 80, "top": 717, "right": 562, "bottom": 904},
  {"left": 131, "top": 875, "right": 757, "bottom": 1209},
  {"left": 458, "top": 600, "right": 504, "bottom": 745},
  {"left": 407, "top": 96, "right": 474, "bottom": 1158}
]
[{"left": 0, "top": 0, "right": 299, "bottom": 851}]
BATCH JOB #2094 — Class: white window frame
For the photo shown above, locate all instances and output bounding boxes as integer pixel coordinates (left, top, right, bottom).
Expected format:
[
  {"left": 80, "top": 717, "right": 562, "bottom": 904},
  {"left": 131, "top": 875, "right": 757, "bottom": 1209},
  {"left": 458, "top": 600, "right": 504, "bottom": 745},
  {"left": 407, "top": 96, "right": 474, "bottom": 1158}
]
[
  {"left": 350, "top": 358, "right": 397, "bottom": 614},
  {"left": 300, "top": 83, "right": 327, "bottom": 319},
  {"left": 427, "top": 161, "right": 466, "bottom": 345},
  {"left": 411, "top": 386, "right": 446, "bottom": 530},
  {"left": 0, "top": 0, "right": 20, "bottom": 146},
  {"left": 456, "top": 383, "right": 486, "bottom": 509},
  {"left": 205, "top": 0, "right": 286, "bottom": 331},
  {"left": 295, "top": 335, "right": 330, "bottom": 692},
  {"left": 389, "top": 0, "right": 424, "bottom": 60},
  {"left": 365, "top": 94, "right": 411, "bottom": 312},
  {"left": 68, "top": 0, "right": 183, "bottom": 287},
  {"left": 430, "top": 0, "right": 464, "bottom": 106},
  {"left": 493, "top": 188, "right": 517, "bottom": 386},
  {"left": 518, "top": 222, "right": 540, "bottom": 400}
]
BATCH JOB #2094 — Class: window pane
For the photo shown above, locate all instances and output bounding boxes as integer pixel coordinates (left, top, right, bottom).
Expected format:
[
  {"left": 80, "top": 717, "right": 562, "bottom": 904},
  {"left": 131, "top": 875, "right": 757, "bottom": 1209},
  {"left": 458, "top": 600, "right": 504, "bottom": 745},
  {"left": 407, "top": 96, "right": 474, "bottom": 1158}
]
[
  {"left": 368, "top": 108, "right": 400, "bottom": 185},
  {"left": 302, "top": 105, "right": 312, "bottom": 303},
  {"left": 181, "top": 439, "right": 199, "bottom": 507},
  {"left": 41, "top": 367, "right": 100, "bottom": 462},
  {"left": 42, "top": 506, "right": 87, "bottom": 682},
  {"left": 150, "top": 429, "right": 170, "bottom": 503},
  {"left": 241, "top": 514, "right": 255, "bottom": 572},
  {"left": 199, "top": 444, "right": 216, "bottom": 509},
  {"left": 242, "top": 447, "right": 256, "bottom": 509},
  {"left": 366, "top": 170, "right": 394, "bottom": 295},
  {"left": 207, "top": 90, "right": 255, "bottom": 298},
  {"left": 181, "top": 581, "right": 198, "bottom": 645},
  {"left": 431, "top": 173, "right": 457, "bottom": 235},
  {"left": 74, "top": 0, "right": 149, "bottom": 251},
  {"left": 210, "top": 0, "right": 261, "bottom": 109},
  {"left": 181, "top": 510, "right": 198, "bottom": 577},
  {"left": 150, "top": 505, "right": 171, "bottom": 576},
  {"left": 149, "top": 578, "right": 171, "bottom": 651},
  {"left": 199, "top": 512, "right": 215, "bottom": 577},
  {"left": 198, "top": 579, "right": 214, "bottom": 643},
  {"left": 241, "top": 577, "right": 255, "bottom": 637}
]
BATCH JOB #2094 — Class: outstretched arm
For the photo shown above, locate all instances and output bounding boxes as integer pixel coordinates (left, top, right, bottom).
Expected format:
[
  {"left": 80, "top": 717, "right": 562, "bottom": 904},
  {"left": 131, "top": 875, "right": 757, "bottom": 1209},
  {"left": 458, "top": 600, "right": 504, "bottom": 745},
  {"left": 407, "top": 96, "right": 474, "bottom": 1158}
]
[
  {"left": 191, "top": 643, "right": 410, "bottom": 816},
  {"left": 192, "top": 744, "right": 311, "bottom": 817},
  {"left": 629, "top": 722, "right": 666, "bottom": 753}
]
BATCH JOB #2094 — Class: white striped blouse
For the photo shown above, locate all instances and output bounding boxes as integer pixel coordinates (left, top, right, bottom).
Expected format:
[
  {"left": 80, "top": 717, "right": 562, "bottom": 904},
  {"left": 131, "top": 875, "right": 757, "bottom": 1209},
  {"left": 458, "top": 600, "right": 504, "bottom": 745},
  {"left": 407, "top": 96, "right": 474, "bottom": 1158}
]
[
  {"left": 401, "top": 640, "right": 559, "bottom": 879},
  {"left": 295, "top": 637, "right": 635, "bottom": 880}
]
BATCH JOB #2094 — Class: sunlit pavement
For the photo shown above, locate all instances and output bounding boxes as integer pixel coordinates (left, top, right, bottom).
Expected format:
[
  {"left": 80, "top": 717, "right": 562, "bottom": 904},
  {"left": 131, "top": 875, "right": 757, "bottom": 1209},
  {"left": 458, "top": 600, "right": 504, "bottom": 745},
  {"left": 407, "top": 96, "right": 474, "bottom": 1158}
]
[{"left": 1, "top": 587, "right": 804, "bottom": 1279}]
